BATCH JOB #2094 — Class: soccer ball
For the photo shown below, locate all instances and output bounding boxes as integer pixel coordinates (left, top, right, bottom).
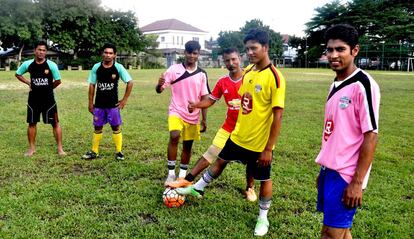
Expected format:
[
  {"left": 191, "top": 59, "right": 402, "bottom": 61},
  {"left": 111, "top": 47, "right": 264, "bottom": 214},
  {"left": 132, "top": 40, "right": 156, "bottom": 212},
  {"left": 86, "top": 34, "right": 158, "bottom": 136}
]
[{"left": 163, "top": 187, "right": 185, "bottom": 208}]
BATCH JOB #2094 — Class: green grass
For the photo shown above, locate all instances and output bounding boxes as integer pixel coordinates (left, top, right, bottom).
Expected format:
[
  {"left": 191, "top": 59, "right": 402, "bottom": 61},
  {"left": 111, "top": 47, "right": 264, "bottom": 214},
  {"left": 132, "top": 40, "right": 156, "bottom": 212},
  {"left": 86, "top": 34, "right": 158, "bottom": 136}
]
[{"left": 0, "top": 68, "right": 413, "bottom": 238}]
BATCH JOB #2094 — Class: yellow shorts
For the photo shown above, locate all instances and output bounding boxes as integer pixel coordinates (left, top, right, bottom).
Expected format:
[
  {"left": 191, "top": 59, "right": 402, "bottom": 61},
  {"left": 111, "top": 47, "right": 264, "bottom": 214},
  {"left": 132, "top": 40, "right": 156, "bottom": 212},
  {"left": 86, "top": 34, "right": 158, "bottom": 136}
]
[
  {"left": 168, "top": 115, "right": 200, "bottom": 141},
  {"left": 212, "top": 128, "right": 231, "bottom": 149}
]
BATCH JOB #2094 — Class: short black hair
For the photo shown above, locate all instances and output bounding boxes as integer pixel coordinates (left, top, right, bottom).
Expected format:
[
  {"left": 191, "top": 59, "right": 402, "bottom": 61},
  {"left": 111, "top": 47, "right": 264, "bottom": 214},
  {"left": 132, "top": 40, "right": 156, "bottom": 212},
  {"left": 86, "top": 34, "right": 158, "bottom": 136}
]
[
  {"left": 243, "top": 29, "right": 269, "bottom": 45},
  {"left": 102, "top": 43, "right": 117, "bottom": 54},
  {"left": 185, "top": 41, "right": 201, "bottom": 53},
  {"left": 324, "top": 24, "right": 359, "bottom": 49},
  {"left": 35, "top": 40, "right": 48, "bottom": 50},
  {"left": 222, "top": 47, "right": 239, "bottom": 55}
]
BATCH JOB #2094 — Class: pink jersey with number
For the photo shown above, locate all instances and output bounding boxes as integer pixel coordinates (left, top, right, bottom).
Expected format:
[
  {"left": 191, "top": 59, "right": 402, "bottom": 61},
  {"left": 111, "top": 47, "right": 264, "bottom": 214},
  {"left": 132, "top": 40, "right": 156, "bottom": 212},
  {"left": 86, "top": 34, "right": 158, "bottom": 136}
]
[
  {"left": 209, "top": 75, "right": 242, "bottom": 133},
  {"left": 315, "top": 69, "right": 380, "bottom": 188},
  {"left": 162, "top": 63, "right": 210, "bottom": 124}
]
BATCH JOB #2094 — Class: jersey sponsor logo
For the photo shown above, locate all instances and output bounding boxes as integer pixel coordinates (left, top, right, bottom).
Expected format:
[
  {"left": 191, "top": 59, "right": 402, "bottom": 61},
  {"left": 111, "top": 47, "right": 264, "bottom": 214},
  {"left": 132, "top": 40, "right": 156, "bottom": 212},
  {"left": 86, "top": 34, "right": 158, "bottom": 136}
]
[
  {"left": 44, "top": 69, "right": 49, "bottom": 75},
  {"left": 98, "top": 82, "right": 115, "bottom": 91},
  {"left": 241, "top": 92, "right": 253, "bottom": 114},
  {"left": 32, "top": 78, "right": 49, "bottom": 86},
  {"left": 228, "top": 98, "right": 241, "bottom": 110},
  {"left": 323, "top": 119, "right": 334, "bottom": 141},
  {"left": 255, "top": 84, "right": 262, "bottom": 93},
  {"left": 224, "top": 89, "right": 229, "bottom": 94},
  {"left": 111, "top": 74, "right": 116, "bottom": 80},
  {"left": 339, "top": 96, "right": 351, "bottom": 109}
]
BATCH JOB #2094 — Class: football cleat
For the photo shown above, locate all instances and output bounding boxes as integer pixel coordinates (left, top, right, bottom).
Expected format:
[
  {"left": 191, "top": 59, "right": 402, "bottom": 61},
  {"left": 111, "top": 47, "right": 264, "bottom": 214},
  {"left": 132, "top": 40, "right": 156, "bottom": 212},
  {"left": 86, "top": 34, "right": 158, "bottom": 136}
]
[
  {"left": 115, "top": 152, "right": 125, "bottom": 161},
  {"left": 82, "top": 151, "right": 98, "bottom": 160},
  {"left": 167, "top": 177, "right": 192, "bottom": 188},
  {"left": 164, "top": 174, "right": 176, "bottom": 187},
  {"left": 254, "top": 217, "right": 269, "bottom": 236},
  {"left": 176, "top": 185, "right": 204, "bottom": 198}
]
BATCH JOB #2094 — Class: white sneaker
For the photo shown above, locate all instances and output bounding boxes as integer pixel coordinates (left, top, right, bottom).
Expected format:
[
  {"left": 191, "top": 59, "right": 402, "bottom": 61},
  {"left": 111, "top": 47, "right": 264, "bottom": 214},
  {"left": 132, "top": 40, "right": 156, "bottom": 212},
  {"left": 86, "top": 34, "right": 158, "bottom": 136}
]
[
  {"left": 254, "top": 217, "right": 269, "bottom": 236},
  {"left": 164, "top": 174, "right": 176, "bottom": 186}
]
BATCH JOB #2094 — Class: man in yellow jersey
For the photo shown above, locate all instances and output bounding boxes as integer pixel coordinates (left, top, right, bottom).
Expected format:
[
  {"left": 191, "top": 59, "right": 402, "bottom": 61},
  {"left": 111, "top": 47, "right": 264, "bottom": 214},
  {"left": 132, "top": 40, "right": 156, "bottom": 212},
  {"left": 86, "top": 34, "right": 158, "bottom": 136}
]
[{"left": 177, "top": 29, "right": 285, "bottom": 236}]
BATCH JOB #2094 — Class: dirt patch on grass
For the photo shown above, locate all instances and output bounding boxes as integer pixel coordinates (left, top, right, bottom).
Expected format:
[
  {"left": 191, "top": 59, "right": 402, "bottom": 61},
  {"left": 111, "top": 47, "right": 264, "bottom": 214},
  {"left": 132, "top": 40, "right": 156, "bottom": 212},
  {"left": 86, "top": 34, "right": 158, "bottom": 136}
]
[{"left": 138, "top": 213, "right": 158, "bottom": 225}]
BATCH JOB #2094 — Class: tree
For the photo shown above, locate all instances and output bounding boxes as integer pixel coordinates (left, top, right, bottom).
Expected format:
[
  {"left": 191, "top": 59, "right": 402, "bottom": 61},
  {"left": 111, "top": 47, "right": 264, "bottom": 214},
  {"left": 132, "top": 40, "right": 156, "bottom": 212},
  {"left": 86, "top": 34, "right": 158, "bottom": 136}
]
[
  {"left": 217, "top": 31, "right": 245, "bottom": 54},
  {"left": 217, "top": 19, "right": 284, "bottom": 59},
  {"left": 39, "top": 0, "right": 105, "bottom": 58},
  {"left": 304, "top": 0, "right": 414, "bottom": 65},
  {"left": 0, "top": 0, "right": 43, "bottom": 64},
  {"left": 38, "top": 0, "right": 146, "bottom": 59},
  {"left": 240, "top": 19, "right": 284, "bottom": 59}
]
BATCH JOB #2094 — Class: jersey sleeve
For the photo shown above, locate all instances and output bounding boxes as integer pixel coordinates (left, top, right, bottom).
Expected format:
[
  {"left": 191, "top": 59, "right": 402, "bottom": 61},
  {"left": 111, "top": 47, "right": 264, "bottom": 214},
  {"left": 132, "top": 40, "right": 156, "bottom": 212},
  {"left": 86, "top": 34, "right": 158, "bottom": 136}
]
[
  {"left": 47, "top": 61, "right": 61, "bottom": 80},
  {"left": 15, "top": 60, "right": 33, "bottom": 76},
  {"left": 271, "top": 69, "right": 286, "bottom": 109},
  {"left": 162, "top": 66, "right": 175, "bottom": 89},
  {"left": 209, "top": 78, "right": 223, "bottom": 101},
  {"left": 88, "top": 63, "right": 100, "bottom": 84},
  {"left": 356, "top": 81, "right": 380, "bottom": 134},
  {"left": 115, "top": 62, "right": 132, "bottom": 83},
  {"left": 201, "top": 71, "right": 210, "bottom": 95}
]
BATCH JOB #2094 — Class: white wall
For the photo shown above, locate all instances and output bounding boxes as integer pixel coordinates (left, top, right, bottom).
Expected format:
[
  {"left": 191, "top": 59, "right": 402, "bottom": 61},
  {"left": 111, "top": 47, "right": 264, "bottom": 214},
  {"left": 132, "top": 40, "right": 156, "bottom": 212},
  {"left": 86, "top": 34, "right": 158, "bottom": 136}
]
[{"left": 144, "top": 30, "right": 208, "bottom": 50}]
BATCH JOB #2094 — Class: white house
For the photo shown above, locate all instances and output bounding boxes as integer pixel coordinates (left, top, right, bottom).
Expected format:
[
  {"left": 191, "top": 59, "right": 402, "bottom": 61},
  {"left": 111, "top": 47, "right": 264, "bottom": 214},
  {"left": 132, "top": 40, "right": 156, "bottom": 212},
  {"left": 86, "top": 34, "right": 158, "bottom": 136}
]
[
  {"left": 141, "top": 18, "right": 209, "bottom": 50},
  {"left": 140, "top": 19, "right": 210, "bottom": 67}
]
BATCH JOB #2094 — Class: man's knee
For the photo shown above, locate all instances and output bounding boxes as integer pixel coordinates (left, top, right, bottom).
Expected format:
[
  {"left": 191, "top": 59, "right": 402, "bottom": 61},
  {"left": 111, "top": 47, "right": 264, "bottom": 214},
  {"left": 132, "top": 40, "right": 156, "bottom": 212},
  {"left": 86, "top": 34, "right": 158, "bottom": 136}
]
[
  {"left": 111, "top": 125, "right": 120, "bottom": 132},
  {"left": 321, "top": 225, "right": 349, "bottom": 239},
  {"left": 169, "top": 130, "right": 180, "bottom": 144}
]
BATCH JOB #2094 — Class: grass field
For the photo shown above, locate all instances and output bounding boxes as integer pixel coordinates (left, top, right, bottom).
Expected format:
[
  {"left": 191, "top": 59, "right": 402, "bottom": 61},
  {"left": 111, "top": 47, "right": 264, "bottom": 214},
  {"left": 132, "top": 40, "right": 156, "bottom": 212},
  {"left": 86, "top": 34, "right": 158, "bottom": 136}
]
[{"left": 0, "top": 68, "right": 413, "bottom": 238}]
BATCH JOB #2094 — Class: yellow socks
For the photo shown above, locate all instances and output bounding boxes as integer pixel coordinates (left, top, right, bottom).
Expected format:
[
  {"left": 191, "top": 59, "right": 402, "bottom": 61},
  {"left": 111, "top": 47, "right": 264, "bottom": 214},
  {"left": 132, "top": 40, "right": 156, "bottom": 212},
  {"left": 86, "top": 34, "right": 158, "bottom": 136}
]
[
  {"left": 92, "top": 131, "right": 103, "bottom": 154},
  {"left": 112, "top": 130, "right": 123, "bottom": 153}
]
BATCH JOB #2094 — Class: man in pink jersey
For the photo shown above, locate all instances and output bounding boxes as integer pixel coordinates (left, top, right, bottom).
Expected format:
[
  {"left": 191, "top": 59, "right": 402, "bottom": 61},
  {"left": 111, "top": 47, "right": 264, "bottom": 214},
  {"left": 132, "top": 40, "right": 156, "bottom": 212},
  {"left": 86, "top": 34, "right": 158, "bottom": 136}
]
[
  {"left": 156, "top": 41, "right": 210, "bottom": 186},
  {"left": 316, "top": 24, "right": 380, "bottom": 239},
  {"left": 167, "top": 48, "right": 256, "bottom": 201}
]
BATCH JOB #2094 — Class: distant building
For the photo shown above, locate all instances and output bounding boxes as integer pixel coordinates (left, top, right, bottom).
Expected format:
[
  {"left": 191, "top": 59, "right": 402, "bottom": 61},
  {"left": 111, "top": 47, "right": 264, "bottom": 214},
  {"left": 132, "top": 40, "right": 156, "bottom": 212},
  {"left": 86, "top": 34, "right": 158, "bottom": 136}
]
[
  {"left": 281, "top": 34, "right": 297, "bottom": 66},
  {"left": 141, "top": 19, "right": 211, "bottom": 67}
]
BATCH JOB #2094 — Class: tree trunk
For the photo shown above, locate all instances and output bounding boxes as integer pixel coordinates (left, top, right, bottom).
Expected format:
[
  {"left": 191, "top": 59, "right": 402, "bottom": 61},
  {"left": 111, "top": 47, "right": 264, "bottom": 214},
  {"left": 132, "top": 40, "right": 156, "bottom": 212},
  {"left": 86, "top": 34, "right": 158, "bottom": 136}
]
[{"left": 17, "top": 44, "right": 25, "bottom": 67}]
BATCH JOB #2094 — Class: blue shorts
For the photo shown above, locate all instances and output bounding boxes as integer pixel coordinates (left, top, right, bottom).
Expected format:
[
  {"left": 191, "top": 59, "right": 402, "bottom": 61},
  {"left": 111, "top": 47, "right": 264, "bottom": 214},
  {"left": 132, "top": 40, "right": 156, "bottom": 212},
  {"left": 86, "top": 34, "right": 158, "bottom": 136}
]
[
  {"left": 93, "top": 108, "right": 122, "bottom": 127},
  {"left": 317, "top": 167, "right": 357, "bottom": 228}
]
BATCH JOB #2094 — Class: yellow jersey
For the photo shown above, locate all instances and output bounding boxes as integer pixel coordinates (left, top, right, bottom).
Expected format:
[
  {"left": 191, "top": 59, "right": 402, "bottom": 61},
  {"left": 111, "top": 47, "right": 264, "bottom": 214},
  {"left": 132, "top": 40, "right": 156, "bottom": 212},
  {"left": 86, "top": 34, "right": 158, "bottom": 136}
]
[{"left": 230, "top": 63, "right": 286, "bottom": 152}]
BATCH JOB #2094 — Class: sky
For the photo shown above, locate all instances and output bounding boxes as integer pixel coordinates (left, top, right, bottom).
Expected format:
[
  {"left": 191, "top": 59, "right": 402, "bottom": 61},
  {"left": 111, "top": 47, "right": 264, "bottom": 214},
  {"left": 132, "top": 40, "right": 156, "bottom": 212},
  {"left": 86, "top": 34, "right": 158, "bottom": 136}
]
[{"left": 101, "top": 0, "right": 338, "bottom": 38}]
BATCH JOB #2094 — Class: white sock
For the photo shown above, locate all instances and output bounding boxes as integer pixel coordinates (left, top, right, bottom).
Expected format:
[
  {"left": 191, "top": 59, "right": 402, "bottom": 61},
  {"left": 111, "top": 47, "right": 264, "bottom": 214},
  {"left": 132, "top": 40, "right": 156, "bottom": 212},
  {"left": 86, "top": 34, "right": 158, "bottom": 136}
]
[
  {"left": 193, "top": 170, "right": 214, "bottom": 191},
  {"left": 178, "top": 169, "right": 187, "bottom": 178},
  {"left": 167, "top": 160, "right": 176, "bottom": 176},
  {"left": 258, "top": 198, "right": 271, "bottom": 219},
  {"left": 179, "top": 164, "right": 188, "bottom": 178}
]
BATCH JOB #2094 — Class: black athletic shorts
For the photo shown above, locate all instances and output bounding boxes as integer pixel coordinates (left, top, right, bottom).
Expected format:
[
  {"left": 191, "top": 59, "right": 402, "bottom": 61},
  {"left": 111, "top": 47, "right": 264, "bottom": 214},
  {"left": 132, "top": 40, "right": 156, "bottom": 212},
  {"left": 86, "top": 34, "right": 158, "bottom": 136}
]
[
  {"left": 218, "top": 138, "right": 272, "bottom": 181},
  {"left": 27, "top": 102, "right": 59, "bottom": 124}
]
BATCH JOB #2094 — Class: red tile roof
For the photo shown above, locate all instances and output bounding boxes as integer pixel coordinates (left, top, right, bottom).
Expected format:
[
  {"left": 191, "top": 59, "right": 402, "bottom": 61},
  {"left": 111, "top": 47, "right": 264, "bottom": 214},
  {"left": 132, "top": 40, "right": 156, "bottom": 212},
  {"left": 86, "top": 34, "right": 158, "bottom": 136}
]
[{"left": 141, "top": 19, "right": 206, "bottom": 33}]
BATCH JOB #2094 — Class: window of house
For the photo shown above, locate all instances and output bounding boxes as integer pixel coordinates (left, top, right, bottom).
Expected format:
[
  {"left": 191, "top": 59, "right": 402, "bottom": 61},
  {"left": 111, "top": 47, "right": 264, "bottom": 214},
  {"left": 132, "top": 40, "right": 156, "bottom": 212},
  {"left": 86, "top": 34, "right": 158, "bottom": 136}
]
[
  {"left": 181, "top": 36, "right": 183, "bottom": 45},
  {"left": 161, "top": 36, "right": 165, "bottom": 42},
  {"left": 192, "top": 37, "right": 199, "bottom": 42},
  {"left": 173, "top": 36, "right": 175, "bottom": 44}
]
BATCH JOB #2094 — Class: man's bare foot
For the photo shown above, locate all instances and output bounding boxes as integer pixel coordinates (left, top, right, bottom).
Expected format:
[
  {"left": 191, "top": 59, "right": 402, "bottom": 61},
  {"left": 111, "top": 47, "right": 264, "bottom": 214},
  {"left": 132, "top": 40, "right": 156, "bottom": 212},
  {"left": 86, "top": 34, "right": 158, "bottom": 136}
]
[
  {"left": 58, "top": 150, "right": 67, "bottom": 156},
  {"left": 24, "top": 149, "right": 35, "bottom": 157}
]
